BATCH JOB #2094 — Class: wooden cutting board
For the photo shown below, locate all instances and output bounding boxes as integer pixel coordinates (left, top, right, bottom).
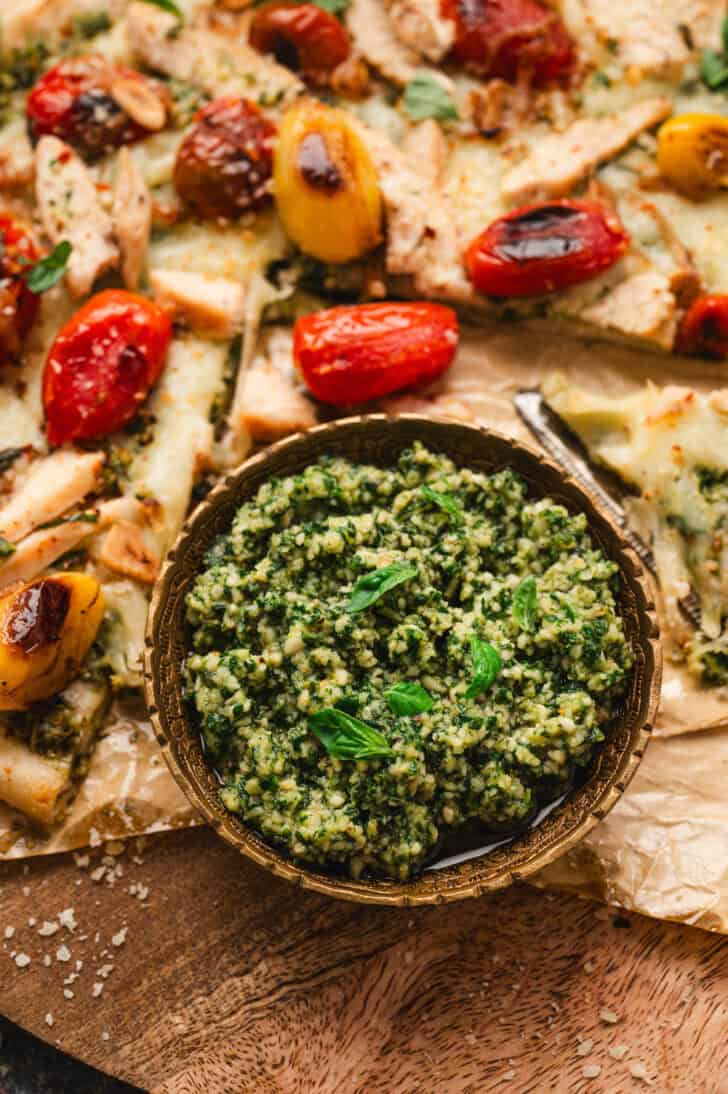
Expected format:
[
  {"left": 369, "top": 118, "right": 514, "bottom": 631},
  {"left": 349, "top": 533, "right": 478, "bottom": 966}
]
[{"left": 1, "top": 827, "right": 728, "bottom": 1094}]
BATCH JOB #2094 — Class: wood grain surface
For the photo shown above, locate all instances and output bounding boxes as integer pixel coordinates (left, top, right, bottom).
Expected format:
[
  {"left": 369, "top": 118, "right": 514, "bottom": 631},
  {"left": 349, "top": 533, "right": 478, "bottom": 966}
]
[{"left": 1, "top": 828, "right": 728, "bottom": 1094}]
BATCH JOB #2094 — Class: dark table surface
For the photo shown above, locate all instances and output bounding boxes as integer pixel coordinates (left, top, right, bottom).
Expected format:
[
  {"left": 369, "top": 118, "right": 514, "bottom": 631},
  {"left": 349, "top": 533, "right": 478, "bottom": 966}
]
[{"left": 0, "top": 1018, "right": 140, "bottom": 1094}]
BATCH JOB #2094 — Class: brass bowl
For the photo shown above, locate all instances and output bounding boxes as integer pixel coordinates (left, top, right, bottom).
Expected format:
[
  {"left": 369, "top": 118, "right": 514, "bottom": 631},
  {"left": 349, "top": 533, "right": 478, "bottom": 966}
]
[{"left": 144, "top": 415, "right": 661, "bottom": 906}]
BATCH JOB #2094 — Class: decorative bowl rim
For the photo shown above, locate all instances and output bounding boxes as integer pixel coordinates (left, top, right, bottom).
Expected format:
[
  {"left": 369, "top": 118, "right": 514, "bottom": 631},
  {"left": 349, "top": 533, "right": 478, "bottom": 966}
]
[{"left": 144, "top": 413, "right": 662, "bottom": 906}]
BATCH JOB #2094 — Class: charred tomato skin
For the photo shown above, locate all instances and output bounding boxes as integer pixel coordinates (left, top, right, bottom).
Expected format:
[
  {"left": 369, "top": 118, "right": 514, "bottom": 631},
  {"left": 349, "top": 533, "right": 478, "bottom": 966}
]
[
  {"left": 465, "top": 200, "right": 629, "bottom": 297},
  {"left": 173, "top": 96, "right": 277, "bottom": 220},
  {"left": 42, "top": 289, "right": 172, "bottom": 446},
  {"left": 293, "top": 302, "right": 459, "bottom": 405},
  {"left": 0, "top": 215, "right": 40, "bottom": 368},
  {"left": 441, "top": 0, "right": 576, "bottom": 85},
  {"left": 26, "top": 56, "right": 164, "bottom": 159},
  {"left": 250, "top": 2, "right": 351, "bottom": 85},
  {"left": 675, "top": 294, "right": 728, "bottom": 359}
]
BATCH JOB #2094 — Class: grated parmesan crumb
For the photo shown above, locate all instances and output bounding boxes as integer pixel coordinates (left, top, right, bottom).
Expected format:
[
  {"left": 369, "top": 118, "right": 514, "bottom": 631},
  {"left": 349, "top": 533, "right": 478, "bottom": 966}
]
[
  {"left": 582, "top": 1064, "right": 601, "bottom": 1079},
  {"left": 58, "top": 908, "right": 77, "bottom": 931},
  {"left": 38, "top": 921, "right": 59, "bottom": 937},
  {"left": 501, "top": 1071, "right": 516, "bottom": 1082},
  {"left": 629, "top": 1061, "right": 654, "bottom": 1083},
  {"left": 111, "top": 927, "right": 128, "bottom": 948},
  {"left": 92, "top": 981, "right": 104, "bottom": 998},
  {"left": 45, "top": 1013, "right": 54, "bottom": 1027},
  {"left": 599, "top": 1007, "right": 620, "bottom": 1025},
  {"left": 14, "top": 953, "right": 30, "bottom": 968},
  {"left": 43, "top": 954, "right": 52, "bottom": 967},
  {"left": 89, "top": 828, "right": 102, "bottom": 847},
  {"left": 56, "top": 944, "right": 71, "bottom": 963},
  {"left": 63, "top": 989, "right": 74, "bottom": 1000},
  {"left": 90, "top": 867, "right": 106, "bottom": 883},
  {"left": 101, "top": 1031, "right": 110, "bottom": 1041},
  {"left": 608, "top": 1044, "right": 629, "bottom": 1061},
  {"left": 576, "top": 1039, "right": 593, "bottom": 1056},
  {"left": 74, "top": 853, "right": 90, "bottom": 868},
  {"left": 4, "top": 927, "right": 14, "bottom": 940}
]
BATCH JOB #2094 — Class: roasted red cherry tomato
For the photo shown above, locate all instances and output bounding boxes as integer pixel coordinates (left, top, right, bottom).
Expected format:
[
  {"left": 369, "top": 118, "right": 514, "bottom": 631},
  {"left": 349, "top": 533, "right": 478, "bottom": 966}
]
[
  {"left": 441, "top": 0, "right": 575, "bottom": 85},
  {"left": 173, "top": 97, "right": 276, "bottom": 219},
  {"left": 250, "top": 2, "right": 351, "bottom": 86},
  {"left": 0, "top": 216, "right": 40, "bottom": 368},
  {"left": 465, "top": 201, "right": 629, "bottom": 298},
  {"left": 42, "top": 290, "right": 172, "bottom": 446},
  {"left": 26, "top": 56, "right": 168, "bottom": 160},
  {"left": 675, "top": 294, "right": 728, "bottom": 359},
  {"left": 293, "top": 303, "right": 459, "bottom": 405}
]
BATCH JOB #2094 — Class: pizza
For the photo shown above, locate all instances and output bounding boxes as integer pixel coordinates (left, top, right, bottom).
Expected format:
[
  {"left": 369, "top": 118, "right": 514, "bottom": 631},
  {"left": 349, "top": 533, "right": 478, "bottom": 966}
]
[
  {"left": 1, "top": 0, "right": 727, "bottom": 826},
  {"left": 544, "top": 374, "right": 728, "bottom": 687}
]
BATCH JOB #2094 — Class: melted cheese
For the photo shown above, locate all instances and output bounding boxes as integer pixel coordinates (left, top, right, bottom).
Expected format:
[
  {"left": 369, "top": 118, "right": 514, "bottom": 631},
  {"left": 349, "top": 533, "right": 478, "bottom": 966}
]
[
  {"left": 129, "top": 336, "right": 228, "bottom": 553},
  {"left": 543, "top": 374, "right": 728, "bottom": 657}
]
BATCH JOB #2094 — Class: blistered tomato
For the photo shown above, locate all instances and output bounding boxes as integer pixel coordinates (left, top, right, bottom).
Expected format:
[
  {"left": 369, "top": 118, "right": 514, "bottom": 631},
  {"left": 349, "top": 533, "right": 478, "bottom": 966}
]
[
  {"left": 657, "top": 114, "right": 728, "bottom": 199},
  {"left": 174, "top": 97, "right": 276, "bottom": 219},
  {"left": 26, "top": 56, "right": 168, "bottom": 159},
  {"left": 42, "top": 290, "right": 172, "bottom": 445},
  {"left": 465, "top": 201, "right": 629, "bottom": 297},
  {"left": 441, "top": 0, "right": 576, "bottom": 85},
  {"left": 293, "top": 302, "right": 459, "bottom": 405},
  {"left": 250, "top": 2, "right": 351, "bottom": 86},
  {"left": 0, "top": 216, "right": 40, "bottom": 367},
  {"left": 675, "top": 294, "right": 728, "bottom": 359}
]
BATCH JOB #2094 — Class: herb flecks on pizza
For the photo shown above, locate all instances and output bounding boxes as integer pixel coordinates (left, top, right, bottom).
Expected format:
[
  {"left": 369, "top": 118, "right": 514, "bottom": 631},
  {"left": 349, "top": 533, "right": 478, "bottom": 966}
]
[{"left": 0, "top": 0, "right": 726, "bottom": 825}]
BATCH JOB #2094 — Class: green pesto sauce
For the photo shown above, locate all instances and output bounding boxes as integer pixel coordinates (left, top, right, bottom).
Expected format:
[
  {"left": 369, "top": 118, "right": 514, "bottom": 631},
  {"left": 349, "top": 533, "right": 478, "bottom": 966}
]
[{"left": 184, "top": 443, "right": 633, "bottom": 881}]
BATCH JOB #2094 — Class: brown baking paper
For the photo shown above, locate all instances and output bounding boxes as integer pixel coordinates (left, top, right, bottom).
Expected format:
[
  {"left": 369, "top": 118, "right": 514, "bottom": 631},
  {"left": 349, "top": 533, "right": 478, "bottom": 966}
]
[{"left": 2, "top": 322, "right": 727, "bottom": 932}]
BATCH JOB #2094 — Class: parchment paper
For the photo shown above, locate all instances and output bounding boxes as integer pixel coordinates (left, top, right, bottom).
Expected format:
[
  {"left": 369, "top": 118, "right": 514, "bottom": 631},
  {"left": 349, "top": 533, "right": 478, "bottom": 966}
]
[{"left": 2, "top": 322, "right": 728, "bottom": 932}]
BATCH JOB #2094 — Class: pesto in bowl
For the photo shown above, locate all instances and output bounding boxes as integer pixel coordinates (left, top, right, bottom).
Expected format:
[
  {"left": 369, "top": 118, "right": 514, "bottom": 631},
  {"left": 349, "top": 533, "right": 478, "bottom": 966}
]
[{"left": 183, "top": 442, "right": 633, "bottom": 881}]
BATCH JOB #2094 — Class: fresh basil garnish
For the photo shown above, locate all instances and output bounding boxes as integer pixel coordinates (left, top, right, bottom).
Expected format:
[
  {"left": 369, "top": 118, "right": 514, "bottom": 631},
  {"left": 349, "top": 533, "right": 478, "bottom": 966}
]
[
  {"left": 24, "top": 241, "right": 72, "bottom": 294},
  {"left": 420, "top": 484, "right": 463, "bottom": 525},
  {"left": 141, "top": 0, "right": 183, "bottom": 19},
  {"left": 348, "top": 561, "right": 417, "bottom": 613},
  {"left": 701, "top": 48, "right": 728, "bottom": 89},
  {"left": 464, "top": 637, "right": 501, "bottom": 700},
  {"left": 512, "top": 575, "right": 537, "bottom": 631},
  {"left": 385, "top": 681, "right": 433, "bottom": 716},
  {"left": 312, "top": 0, "right": 349, "bottom": 14},
  {"left": 309, "top": 707, "right": 393, "bottom": 760},
  {"left": 38, "top": 510, "right": 99, "bottom": 530},
  {"left": 334, "top": 695, "right": 359, "bottom": 715},
  {"left": 0, "top": 535, "right": 15, "bottom": 559},
  {"left": 403, "top": 73, "right": 460, "bottom": 122}
]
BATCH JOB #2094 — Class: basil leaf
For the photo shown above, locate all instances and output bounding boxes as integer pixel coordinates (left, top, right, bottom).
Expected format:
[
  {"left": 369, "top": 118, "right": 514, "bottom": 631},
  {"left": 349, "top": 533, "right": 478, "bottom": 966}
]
[
  {"left": 38, "top": 510, "right": 98, "bottom": 530},
  {"left": 0, "top": 535, "right": 15, "bottom": 559},
  {"left": 312, "top": 0, "right": 349, "bottom": 14},
  {"left": 403, "top": 73, "right": 460, "bottom": 122},
  {"left": 722, "top": 15, "right": 728, "bottom": 56},
  {"left": 420, "top": 484, "right": 463, "bottom": 525},
  {"left": 464, "top": 637, "right": 501, "bottom": 700},
  {"left": 385, "top": 681, "right": 433, "bottom": 716},
  {"left": 0, "top": 447, "right": 24, "bottom": 474},
  {"left": 309, "top": 707, "right": 393, "bottom": 760},
  {"left": 24, "top": 241, "right": 72, "bottom": 294},
  {"left": 348, "top": 561, "right": 417, "bottom": 613},
  {"left": 700, "top": 48, "right": 728, "bottom": 89},
  {"left": 141, "top": 0, "right": 183, "bottom": 19},
  {"left": 334, "top": 695, "right": 359, "bottom": 715},
  {"left": 512, "top": 575, "right": 537, "bottom": 631}
]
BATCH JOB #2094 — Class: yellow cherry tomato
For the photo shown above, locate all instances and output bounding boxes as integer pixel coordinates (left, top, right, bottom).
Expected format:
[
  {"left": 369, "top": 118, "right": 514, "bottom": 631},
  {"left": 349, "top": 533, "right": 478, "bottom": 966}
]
[
  {"left": 0, "top": 572, "right": 104, "bottom": 710},
  {"left": 657, "top": 112, "right": 728, "bottom": 198},
  {"left": 273, "top": 99, "right": 382, "bottom": 264}
]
